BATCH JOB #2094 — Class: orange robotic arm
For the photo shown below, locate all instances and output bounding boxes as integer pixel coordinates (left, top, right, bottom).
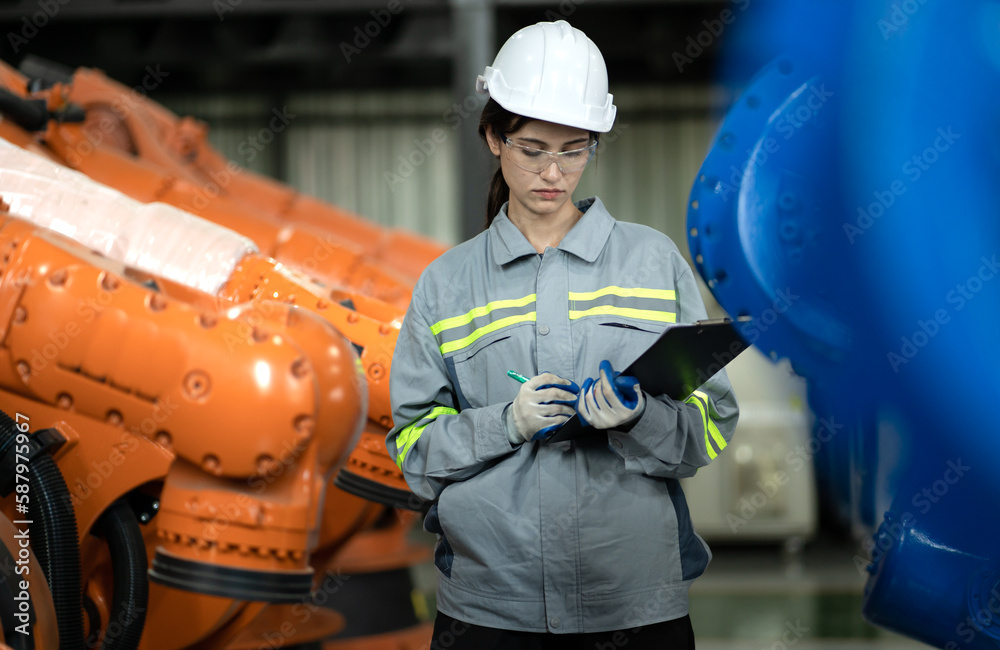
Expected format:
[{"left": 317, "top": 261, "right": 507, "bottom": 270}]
[
  {"left": 0, "top": 134, "right": 423, "bottom": 514},
  {"left": 15, "top": 64, "right": 436, "bottom": 308},
  {"left": 0, "top": 209, "right": 366, "bottom": 576},
  {"left": 0, "top": 64, "right": 436, "bottom": 648}
]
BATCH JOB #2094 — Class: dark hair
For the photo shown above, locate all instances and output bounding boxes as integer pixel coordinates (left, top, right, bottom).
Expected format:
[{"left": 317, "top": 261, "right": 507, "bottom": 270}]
[{"left": 478, "top": 98, "right": 533, "bottom": 228}]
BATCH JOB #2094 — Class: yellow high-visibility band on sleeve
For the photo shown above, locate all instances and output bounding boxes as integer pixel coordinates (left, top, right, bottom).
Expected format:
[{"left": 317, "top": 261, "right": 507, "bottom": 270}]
[
  {"left": 685, "top": 390, "right": 727, "bottom": 459},
  {"left": 395, "top": 406, "right": 459, "bottom": 468}
]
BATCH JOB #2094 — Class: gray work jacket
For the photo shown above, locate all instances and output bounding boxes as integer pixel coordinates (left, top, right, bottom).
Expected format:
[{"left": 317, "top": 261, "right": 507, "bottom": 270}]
[{"left": 387, "top": 197, "right": 739, "bottom": 633}]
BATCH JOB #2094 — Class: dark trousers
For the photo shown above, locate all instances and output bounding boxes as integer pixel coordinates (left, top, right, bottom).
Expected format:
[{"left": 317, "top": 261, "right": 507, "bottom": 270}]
[{"left": 430, "top": 611, "right": 695, "bottom": 650}]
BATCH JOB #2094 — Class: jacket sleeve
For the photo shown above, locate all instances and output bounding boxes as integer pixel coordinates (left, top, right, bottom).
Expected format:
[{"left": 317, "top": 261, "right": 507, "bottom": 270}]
[
  {"left": 386, "top": 290, "right": 518, "bottom": 502},
  {"left": 606, "top": 264, "right": 739, "bottom": 479}
]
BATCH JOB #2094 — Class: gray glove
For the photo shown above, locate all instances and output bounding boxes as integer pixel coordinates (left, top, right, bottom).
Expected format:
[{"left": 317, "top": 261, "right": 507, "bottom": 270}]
[
  {"left": 577, "top": 361, "right": 646, "bottom": 430},
  {"left": 504, "top": 372, "right": 580, "bottom": 444}
]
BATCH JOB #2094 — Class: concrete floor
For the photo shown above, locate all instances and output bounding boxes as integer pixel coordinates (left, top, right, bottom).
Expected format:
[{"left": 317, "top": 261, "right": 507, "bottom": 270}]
[
  {"left": 689, "top": 541, "right": 929, "bottom": 648},
  {"left": 409, "top": 534, "right": 932, "bottom": 648}
]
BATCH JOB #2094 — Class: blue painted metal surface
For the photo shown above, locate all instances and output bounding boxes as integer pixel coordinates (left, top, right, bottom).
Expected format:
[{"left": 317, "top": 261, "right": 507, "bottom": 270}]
[{"left": 688, "top": 0, "right": 1000, "bottom": 646}]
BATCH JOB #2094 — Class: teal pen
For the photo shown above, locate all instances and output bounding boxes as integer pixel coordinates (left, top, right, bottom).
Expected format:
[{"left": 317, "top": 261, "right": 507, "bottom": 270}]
[{"left": 507, "top": 370, "right": 529, "bottom": 384}]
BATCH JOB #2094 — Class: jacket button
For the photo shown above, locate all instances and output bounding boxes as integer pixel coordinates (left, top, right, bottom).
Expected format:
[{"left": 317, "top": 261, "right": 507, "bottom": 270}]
[
  {"left": 538, "top": 324, "right": 550, "bottom": 335},
  {"left": 550, "top": 616, "right": 561, "bottom": 628}
]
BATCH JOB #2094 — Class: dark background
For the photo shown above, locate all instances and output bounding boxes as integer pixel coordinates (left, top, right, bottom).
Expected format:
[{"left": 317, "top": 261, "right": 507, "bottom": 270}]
[{"left": 0, "top": 0, "right": 731, "bottom": 94}]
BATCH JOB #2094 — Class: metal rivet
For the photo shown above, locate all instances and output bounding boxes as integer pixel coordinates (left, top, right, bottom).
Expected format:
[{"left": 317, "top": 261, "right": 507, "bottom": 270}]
[
  {"left": 256, "top": 454, "right": 277, "bottom": 476},
  {"left": 48, "top": 269, "right": 68, "bottom": 287},
  {"left": 294, "top": 415, "right": 314, "bottom": 437},
  {"left": 147, "top": 294, "right": 167, "bottom": 312},
  {"left": 100, "top": 273, "right": 121, "bottom": 293},
  {"left": 183, "top": 370, "right": 211, "bottom": 400},
  {"left": 291, "top": 358, "right": 310, "bottom": 379}
]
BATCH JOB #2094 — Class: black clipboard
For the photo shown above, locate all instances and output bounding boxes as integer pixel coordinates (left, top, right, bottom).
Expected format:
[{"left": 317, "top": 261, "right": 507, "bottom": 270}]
[{"left": 545, "top": 317, "right": 751, "bottom": 443}]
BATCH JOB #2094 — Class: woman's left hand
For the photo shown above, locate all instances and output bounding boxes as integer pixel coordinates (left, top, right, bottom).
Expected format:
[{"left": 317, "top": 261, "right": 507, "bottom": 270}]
[{"left": 577, "top": 360, "right": 645, "bottom": 430}]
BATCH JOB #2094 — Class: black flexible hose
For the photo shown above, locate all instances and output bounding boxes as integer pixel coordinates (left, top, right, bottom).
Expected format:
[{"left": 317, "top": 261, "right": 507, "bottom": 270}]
[
  {"left": 96, "top": 500, "right": 148, "bottom": 650},
  {"left": 0, "top": 87, "right": 48, "bottom": 131},
  {"left": 29, "top": 455, "right": 85, "bottom": 650},
  {"left": 0, "top": 409, "right": 85, "bottom": 650}
]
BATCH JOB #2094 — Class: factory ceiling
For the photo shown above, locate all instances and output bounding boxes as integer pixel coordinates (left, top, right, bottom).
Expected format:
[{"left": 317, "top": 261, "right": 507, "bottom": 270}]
[{"left": 0, "top": 0, "right": 730, "bottom": 93}]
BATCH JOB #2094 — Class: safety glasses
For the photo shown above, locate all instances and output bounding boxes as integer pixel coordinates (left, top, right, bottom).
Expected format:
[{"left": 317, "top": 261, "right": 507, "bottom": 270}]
[{"left": 499, "top": 134, "right": 598, "bottom": 174}]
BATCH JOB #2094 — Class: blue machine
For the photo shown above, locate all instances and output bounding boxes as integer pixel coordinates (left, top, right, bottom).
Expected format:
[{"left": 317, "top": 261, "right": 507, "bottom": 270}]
[{"left": 687, "top": 1, "right": 1000, "bottom": 646}]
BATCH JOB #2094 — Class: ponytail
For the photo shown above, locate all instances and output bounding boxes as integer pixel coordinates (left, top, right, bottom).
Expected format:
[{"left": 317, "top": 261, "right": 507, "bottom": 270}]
[
  {"left": 478, "top": 98, "right": 531, "bottom": 229},
  {"left": 485, "top": 168, "right": 509, "bottom": 229}
]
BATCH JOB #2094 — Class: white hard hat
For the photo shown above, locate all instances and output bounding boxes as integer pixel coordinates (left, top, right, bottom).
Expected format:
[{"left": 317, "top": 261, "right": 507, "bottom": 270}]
[{"left": 476, "top": 20, "right": 617, "bottom": 133}]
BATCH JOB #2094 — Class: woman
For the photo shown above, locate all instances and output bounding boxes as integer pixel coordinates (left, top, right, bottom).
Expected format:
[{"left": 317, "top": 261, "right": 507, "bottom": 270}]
[{"left": 387, "top": 20, "right": 738, "bottom": 649}]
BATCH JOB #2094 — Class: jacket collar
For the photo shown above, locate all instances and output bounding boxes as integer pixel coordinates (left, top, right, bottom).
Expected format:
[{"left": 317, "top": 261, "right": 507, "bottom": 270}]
[{"left": 490, "top": 196, "right": 615, "bottom": 266}]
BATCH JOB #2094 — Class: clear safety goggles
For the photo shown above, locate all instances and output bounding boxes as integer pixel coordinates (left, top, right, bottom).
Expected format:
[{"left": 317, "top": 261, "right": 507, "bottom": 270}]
[{"left": 499, "top": 134, "right": 598, "bottom": 173}]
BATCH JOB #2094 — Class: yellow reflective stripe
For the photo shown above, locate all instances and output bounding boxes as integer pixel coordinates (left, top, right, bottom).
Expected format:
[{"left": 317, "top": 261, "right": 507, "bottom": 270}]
[
  {"left": 692, "top": 390, "right": 727, "bottom": 453},
  {"left": 430, "top": 294, "right": 536, "bottom": 335},
  {"left": 685, "top": 390, "right": 726, "bottom": 459},
  {"left": 568, "top": 306, "right": 677, "bottom": 323},
  {"left": 395, "top": 406, "right": 458, "bottom": 468},
  {"left": 568, "top": 286, "right": 676, "bottom": 301},
  {"left": 438, "top": 312, "right": 537, "bottom": 354}
]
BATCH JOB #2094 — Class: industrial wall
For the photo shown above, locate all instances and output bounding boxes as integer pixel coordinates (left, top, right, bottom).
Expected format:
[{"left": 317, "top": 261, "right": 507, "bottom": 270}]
[{"left": 163, "top": 85, "right": 727, "bottom": 254}]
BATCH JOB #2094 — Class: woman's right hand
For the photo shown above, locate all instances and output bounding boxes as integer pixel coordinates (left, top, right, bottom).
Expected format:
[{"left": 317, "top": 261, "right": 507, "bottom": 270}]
[{"left": 505, "top": 372, "right": 580, "bottom": 443}]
